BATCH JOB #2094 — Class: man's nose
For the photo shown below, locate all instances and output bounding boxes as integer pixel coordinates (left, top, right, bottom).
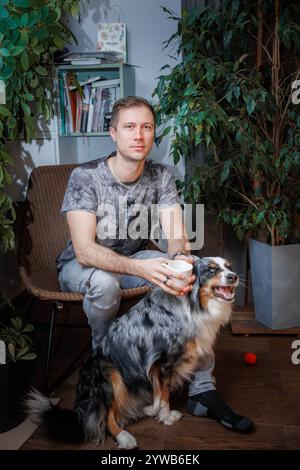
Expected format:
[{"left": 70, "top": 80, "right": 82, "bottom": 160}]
[{"left": 134, "top": 127, "right": 143, "bottom": 139}]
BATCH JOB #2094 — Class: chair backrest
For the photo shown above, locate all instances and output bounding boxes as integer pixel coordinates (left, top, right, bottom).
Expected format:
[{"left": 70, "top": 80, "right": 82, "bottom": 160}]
[{"left": 19, "top": 164, "right": 78, "bottom": 293}]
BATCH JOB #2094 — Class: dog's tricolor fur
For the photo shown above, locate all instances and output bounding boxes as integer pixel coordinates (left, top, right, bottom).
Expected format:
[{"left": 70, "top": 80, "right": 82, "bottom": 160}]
[{"left": 26, "top": 257, "right": 238, "bottom": 449}]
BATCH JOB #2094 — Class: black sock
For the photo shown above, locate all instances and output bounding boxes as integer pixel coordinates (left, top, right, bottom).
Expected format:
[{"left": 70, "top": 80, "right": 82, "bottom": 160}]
[{"left": 187, "top": 390, "right": 254, "bottom": 433}]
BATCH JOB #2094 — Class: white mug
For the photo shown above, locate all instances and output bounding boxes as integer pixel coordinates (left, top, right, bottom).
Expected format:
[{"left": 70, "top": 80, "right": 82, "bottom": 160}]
[{"left": 161, "top": 260, "right": 193, "bottom": 287}]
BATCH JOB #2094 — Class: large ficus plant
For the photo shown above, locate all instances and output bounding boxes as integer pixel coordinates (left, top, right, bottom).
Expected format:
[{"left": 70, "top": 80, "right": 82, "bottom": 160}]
[
  {"left": 0, "top": 0, "right": 80, "bottom": 252},
  {"left": 154, "top": 0, "right": 300, "bottom": 246}
]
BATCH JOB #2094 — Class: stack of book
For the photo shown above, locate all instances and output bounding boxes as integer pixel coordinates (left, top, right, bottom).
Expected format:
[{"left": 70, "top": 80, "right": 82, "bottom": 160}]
[
  {"left": 60, "top": 73, "right": 121, "bottom": 134},
  {"left": 58, "top": 51, "right": 120, "bottom": 66}
]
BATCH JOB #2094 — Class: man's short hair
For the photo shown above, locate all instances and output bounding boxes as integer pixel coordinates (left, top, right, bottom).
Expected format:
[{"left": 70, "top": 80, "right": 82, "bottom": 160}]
[{"left": 110, "top": 96, "right": 156, "bottom": 129}]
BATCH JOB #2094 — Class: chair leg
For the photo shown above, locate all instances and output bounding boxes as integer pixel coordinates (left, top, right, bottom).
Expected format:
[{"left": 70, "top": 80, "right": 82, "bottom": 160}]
[
  {"left": 44, "top": 301, "right": 61, "bottom": 392},
  {"left": 44, "top": 301, "right": 91, "bottom": 393}
]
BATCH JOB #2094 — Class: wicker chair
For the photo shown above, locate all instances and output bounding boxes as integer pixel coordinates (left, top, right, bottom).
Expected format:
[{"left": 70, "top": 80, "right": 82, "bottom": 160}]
[{"left": 18, "top": 164, "right": 152, "bottom": 392}]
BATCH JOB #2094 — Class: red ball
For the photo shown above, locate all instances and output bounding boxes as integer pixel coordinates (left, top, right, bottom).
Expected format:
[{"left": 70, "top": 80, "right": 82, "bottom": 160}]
[{"left": 243, "top": 352, "right": 257, "bottom": 365}]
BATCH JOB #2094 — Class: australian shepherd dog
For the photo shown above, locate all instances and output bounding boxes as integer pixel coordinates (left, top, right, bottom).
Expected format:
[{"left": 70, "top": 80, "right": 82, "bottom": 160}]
[{"left": 26, "top": 257, "right": 238, "bottom": 449}]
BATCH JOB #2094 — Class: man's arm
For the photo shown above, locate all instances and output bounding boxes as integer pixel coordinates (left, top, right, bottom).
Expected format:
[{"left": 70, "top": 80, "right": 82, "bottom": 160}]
[
  {"left": 159, "top": 205, "right": 193, "bottom": 260},
  {"left": 66, "top": 210, "right": 188, "bottom": 295},
  {"left": 67, "top": 211, "right": 138, "bottom": 274}
]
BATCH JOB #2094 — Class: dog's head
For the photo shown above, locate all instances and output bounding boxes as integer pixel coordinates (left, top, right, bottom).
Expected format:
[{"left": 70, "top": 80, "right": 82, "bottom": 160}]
[{"left": 189, "top": 257, "right": 239, "bottom": 311}]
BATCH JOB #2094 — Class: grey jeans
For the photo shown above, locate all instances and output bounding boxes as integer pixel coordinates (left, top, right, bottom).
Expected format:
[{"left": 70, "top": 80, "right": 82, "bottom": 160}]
[{"left": 58, "top": 250, "right": 216, "bottom": 395}]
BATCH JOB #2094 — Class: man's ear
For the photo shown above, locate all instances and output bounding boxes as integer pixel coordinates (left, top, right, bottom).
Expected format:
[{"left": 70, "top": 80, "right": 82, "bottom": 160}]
[{"left": 110, "top": 126, "right": 117, "bottom": 141}]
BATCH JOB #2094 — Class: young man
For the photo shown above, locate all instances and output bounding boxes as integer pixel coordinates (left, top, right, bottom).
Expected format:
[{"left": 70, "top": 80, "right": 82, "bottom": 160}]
[{"left": 57, "top": 96, "right": 253, "bottom": 433}]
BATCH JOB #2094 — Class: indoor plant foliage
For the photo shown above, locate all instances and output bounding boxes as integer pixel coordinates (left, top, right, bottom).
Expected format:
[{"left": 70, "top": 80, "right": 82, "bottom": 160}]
[
  {"left": 0, "top": 315, "right": 37, "bottom": 361},
  {"left": 154, "top": 0, "right": 300, "bottom": 247},
  {"left": 0, "top": 310, "right": 37, "bottom": 431},
  {"left": 0, "top": 0, "right": 80, "bottom": 252}
]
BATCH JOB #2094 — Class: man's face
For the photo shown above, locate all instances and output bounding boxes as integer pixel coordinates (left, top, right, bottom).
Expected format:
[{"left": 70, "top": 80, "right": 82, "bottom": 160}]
[{"left": 109, "top": 105, "right": 155, "bottom": 162}]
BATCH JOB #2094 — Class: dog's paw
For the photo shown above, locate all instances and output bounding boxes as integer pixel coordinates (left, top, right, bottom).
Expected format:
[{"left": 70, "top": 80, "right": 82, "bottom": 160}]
[
  {"left": 116, "top": 430, "right": 138, "bottom": 449},
  {"left": 159, "top": 409, "right": 182, "bottom": 426},
  {"left": 143, "top": 405, "right": 155, "bottom": 417}
]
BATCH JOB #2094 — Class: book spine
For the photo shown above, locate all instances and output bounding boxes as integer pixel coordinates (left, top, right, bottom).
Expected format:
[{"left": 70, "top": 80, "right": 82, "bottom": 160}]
[{"left": 87, "top": 88, "right": 96, "bottom": 133}]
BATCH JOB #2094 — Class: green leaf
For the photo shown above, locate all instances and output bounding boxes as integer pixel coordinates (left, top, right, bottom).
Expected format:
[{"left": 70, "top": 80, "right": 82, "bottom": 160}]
[
  {"left": 16, "top": 346, "right": 29, "bottom": 359},
  {"left": 6, "top": 17, "right": 19, "bottom": 29},
  {"left": 0, "top": 6, "right": 8, "bottom": 18},
  {"left": 221, "top": 160, "right": 232, "bottom": 183},
  {"left": 21, "top": 101, "right": 31, "bottom": 116},
  {"left": 0, "top": 104, "right": 11, "bottom": 116},
  {"left": 7, "top": 116, "right": 17, "bottom": 128},
  {"left": 53, "top": 34, "right": 64, "bottom": 50},
  {"left": 22, "top": 93, "right": 34, "bottom": 101},
  {"left": 71, "top": 3, "right": 79, "bottom": 17},
  {"left": 22, "top": 324, "right": 34, "bottom": 333},
  {"left": 35, "top": 28, "right": 49, "bottom": 39},
  {"left": 36, "top": 65, "right": 48, "bottom": 76},
  {"left": 12, "top": 316, "right": 22, "bottom": 330},
  {"left": 20, "top": 352, "right": 37, "bottom": 361},
  {"left": 245, "top": 97, "right": 256, "bottom": 116},
  {"left": 256, "top": 211, "right": 265, "bottom": 224},
  {"left": 7, "top": 342, "right": 15, "bottom": 359},
  {"left": 29, "top": 75, "right": 38, "bottom": 88},
  {"left": 20, "top": 51, "right": 29, "bottom": 71},
  {"left": 20, "top": 12, "right": 28, "bottom": 27},
  {"left": 280, "top": 146, "right": 289, "bottom": 157},
  {"left": 12, "top": 45, "right": 25, "bottom": 56},
  {"left": 28, "top": 10, "right": 38, "bottom": 27},
  {"left": 12, "top": 0, "right": 30, "bottom": 7},
  {"left": 0, "top": 48, "right": 10, "bottom": 57}
]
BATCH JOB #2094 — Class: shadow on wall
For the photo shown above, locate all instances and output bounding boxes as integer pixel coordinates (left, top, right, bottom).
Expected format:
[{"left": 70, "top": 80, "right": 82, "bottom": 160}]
[
  {"left": 67, "top": 0, "right": 122, "bottom": 53},
  {"left": 5, "top": 146, "right": 34, "bottom": 202},
  {"left": 0, "top": 202, "right": 24, "bottom": 299}
]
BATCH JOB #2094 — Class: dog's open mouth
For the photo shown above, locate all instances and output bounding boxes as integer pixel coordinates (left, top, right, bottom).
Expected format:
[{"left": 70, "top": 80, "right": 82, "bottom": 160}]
[{"left": 213, "top": 285, "right": 235, "bottom": 301}]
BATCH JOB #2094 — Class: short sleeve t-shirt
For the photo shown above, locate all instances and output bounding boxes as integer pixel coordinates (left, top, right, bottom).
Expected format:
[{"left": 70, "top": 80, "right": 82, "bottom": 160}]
[{"left": 56, "top": 152, "right": 181, "bottom": 271}]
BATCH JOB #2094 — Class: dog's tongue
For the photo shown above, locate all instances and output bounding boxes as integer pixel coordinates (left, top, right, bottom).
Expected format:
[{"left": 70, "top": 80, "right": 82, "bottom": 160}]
[{"left": 218, "top": 286, "right": 233, "bottom": 299}]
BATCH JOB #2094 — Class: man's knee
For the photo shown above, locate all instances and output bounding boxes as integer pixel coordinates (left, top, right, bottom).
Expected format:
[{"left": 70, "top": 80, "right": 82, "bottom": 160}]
[{"left": 84, "top": 270, "right": 121, "bottom": 313}]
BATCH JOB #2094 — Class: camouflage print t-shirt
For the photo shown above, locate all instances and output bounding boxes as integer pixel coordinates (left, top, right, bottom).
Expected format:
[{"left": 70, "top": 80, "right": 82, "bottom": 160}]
[{"left": 56, "top": 152, "right": 180, "bottom": 271}]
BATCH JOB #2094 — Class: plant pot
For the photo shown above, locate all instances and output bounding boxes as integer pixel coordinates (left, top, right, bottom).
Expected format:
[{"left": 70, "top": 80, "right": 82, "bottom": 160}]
[
  {"left": 0, "top": 359, "right": 30, "bottom": 433},
  {"left": 249, "top": 239, "right": 300, "bottom": 329}
]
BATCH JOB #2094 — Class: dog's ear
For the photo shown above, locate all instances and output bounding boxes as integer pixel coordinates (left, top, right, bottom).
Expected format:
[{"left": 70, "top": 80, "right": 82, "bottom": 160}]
[{"left": 189, "top": 259, "right": 206, "bottom": 311}]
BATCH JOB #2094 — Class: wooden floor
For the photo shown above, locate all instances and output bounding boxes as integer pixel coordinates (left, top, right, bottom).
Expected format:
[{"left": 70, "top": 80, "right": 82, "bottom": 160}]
[{"left": 19, "top": 301, "right": 300, "bottom": 450}]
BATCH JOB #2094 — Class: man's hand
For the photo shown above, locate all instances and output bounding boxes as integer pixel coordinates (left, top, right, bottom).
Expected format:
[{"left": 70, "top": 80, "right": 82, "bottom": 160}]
[
  {"left": 172, "top": 253, "right": 195, "bottom": 264},
  {"left": 134, "top": 257, "right": 196, "bottom": 296},
  {"left": 171, "top": 253, "right": 196, "bottom": 295}
]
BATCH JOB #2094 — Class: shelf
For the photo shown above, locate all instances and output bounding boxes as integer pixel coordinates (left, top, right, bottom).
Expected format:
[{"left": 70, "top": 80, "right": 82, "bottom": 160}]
[
  {"left": 56, "top": 63, "right": 135, "bottom": 137},
  {"left": 60, "top": 132, "right": 110, "bottom": 137}
]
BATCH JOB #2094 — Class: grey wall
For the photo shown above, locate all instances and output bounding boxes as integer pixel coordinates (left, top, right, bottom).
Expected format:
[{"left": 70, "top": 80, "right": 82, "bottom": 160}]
[
  {"left": 6, "top": 0, "right": 182, "bottom": 204},
  {"left": 61, "top": 0, "right": 183, "bottom": 179},
  {"left": 1, "top": 0, "right": 182, "bottom": 298}
]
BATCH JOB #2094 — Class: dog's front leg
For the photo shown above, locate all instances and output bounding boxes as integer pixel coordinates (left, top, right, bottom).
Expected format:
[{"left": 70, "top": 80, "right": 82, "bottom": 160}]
[
  {"left": 144, "top": 367, "right": 182, "bottom": 425},
  {"left": 157, "top": 376, "right": 182, "bottom": 426}
]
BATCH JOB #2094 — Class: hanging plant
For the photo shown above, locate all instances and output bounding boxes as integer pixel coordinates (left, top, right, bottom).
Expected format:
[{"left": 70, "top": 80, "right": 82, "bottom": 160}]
[{"left": 0, "top": 0, "right": 81, "bottom": 252}]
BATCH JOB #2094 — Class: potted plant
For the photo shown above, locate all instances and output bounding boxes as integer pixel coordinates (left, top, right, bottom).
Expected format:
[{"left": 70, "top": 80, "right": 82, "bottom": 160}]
[
  {"left": 0, "top": 314, "right": 37, "bottom": 432},
  {"left": 153, "top": 1, "right": 300, "bottom": 329}
]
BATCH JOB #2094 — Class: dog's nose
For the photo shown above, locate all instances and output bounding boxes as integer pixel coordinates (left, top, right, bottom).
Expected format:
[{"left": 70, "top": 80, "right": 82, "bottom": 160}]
[{"left": 227, "top": 272, "right": 238, "bottom": 283}]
